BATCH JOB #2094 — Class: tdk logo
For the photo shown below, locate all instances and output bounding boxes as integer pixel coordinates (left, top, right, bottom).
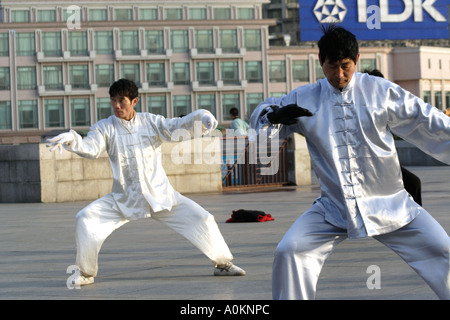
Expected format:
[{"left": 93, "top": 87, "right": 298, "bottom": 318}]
[{"left": 313, "top": 0, "right": 447, "bottom": 23}]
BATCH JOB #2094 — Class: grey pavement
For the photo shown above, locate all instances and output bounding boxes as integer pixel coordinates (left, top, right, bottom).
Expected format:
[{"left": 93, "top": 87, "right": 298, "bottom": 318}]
[{"left": 0, "top": 166, "right": 449, "bottom": 301}]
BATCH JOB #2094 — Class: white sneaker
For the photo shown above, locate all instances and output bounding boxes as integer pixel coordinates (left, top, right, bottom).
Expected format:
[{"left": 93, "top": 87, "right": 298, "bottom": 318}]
[
  {"left": 214, "top": 262, "right": 246, "bottom": 276},
  {"left": 72, "top": 273, "right": 94, "bottom": 286}
]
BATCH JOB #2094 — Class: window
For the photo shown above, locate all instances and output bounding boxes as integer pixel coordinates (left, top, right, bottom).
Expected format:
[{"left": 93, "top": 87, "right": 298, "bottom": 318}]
[
  {"left": 140, "top": 8, "right": 157, "bottom": 20},
  {"left": 0, "top": 67, "right": 10, "bottom": 90},
  {"left": 221, "top": 61, "right": 239, "bottom": 85},
  {"left": 445, "top": 92, "right": 450, "bottom": 109},
  {"left": 434, "top": 91, "right": 442, "bottom": 110},
  {"left": 121, "top": 64, "right": 140, "bottom": 86},
  {"left": 190, "top": 8, "right": 206, "bottom": 20},
  {"left": 147, "top": 63, "right": 165, "bottom": 86},
  {"left": 222, "top": 93, "right": 240, "bottom": 121},
  {"left": 315, "top": 60, "right": 325, "bottom": 80},
  {"left": 120, "top": 30, "right": 139, "bottom": 55},
  {"left": 172, "top": 63, "right": 190, "bottom": 85},
  {"left": 196, "top": 30, "right": 214, "bottom": 54},
  {"left": 171, "top": 30, "right": 189, "bottom": 53},
  {"left": 69, "top": 31, "right": 88, "bottom": 56},
  {"left": 42, "top": 32, "right": 62, "bottom": 57},
  {"left": 423, "top": 91, "right": 431, "bottom": 104},
  {"left": 214, "top": 8, "right": 230, "bottom": 20},
  {"left": 115, "top": 9, "right": 132, "bottom": 21},
  {"left": 269, "top": 61, "right": 286, "bottom": 83},
  {"left": 245, "top": 61, "right": 262, "bottom": 83},
  {"left": 95, "top": 31, "right": 113, "bottom": 54},
  {"left": 360, "top": 58, "right": 376, "bottom": 72},
  {"left": 148, "top": 95, "right": 167, "bottom": 116},
  {"left": 70, "top": 65, "right": 89, "bottom": 89},
  {"left": 196, "top": 61, "right": 214, "bottom": 85},
  {"left": 293, "top": 60, "right": 309, "bottom": 82},
  {"left": 173, "top": 95, "right": 191, "bottom": 117},
  {"left": 0, "top": 101, "right": 11, "bottom": 129},
  {"left": 95, "top": 64, "right": 114, "bottom": 87},
  {"left": 244, "top": 29, "right": 261, "bottom": 51},
  {"left": 165, "top": 8, "right": 182, "bottom": 20},
  {"left": 44, "top": 99, "right": 64, "bottom": 128},
  {"left": 17, "top": 66, "right": 37, "bottom": 90},
  {"left": 90, "top": 9, "right": 107, "bottom": 21},
  {"left": 220, "top": 30, "right": 238, "bottom": 53},
  {"left": 16, "top": 32, "right": 35, "bottom": 56},
  {"left": 96, "top": 98, "right": 113, "bottom": 120},
  {"left": 71, "top": 98, "right": 90, "bottom": 126},
  {"left": 238, "top": 8, "right": 254, "bottom": 19},
  {"left": 18, "top": 100, "right": 38, "bottom": 129},
  {"left": 38, "top": 10, "right": 56, "bottom": 22},
  {"left": 43, "top": 65, "right": 63, "bottom": 90},
  {"left": 197, "top": 94, "right": 216, "bottom": 117},
  {"left": 0, "top": 33, "right": 8, "bottom": 56},
  {"left": 11, "top": 10, "right": 30, "bottom": 22},
  {"left": 246, "top": 93, "right": 263, "bottom": 116},
  {"left": 146, "top": 30, "right": 164, "bottom": 54}
]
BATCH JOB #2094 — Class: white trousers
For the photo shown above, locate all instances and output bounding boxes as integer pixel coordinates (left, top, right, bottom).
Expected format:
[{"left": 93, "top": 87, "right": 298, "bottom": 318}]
[
  {"left": 75, "top": 192, "right": 233, "bottom": 277},
  {"left": 272, "top": 202, "right": 450, "bottom": 300}
]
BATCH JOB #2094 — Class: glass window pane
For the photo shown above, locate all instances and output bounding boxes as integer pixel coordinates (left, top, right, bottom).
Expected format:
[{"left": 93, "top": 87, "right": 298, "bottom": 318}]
[
  {"left": 214, "top": 8, "right": 230, "bottom": 20},
  {"left": 245, "top": 61, "right": 262, "bottom": 83},
  {"left": 146, "top": 30, "right": 164, "bottom": 54},
  {"left": 18, "top": 100, "right": 38, "bottom": 129},
  {"left": 360, "top": 58, "right": 377, "bottom": 72},
  {"left": 71, "top": 98, "right": 90, "bottom": 126},
  {"left": 70, "top": 65, "right": 89, "bottom": 89},
  {"left": 45, "top": 99, "right": 64, "bottom": 128},
  {"left": 90, "top": 9, "right": 107, "bottom": 21},
  {"left": 96, "top": 64, "right": 114, "bottom": 87},
  {"left": 115, "top": 9, "right": 132, "bottom": 21},
  {"left": 434, "top": 91, "right": 442, "bottom": 109},
  {"left": 16, "top": 32, "right": 35, "bottom": 56},
  {"left": 196, "top": 30, "right": 214, "bottom": 53},
  {"left": 238, "top": 8, "right": 254, "bottom": 19},
  {"left": 140, "top": 8, "right": 157, "bottom": 20},
  {"left": 293, "top": 60, "right": 309, "bottom": 82},
  {"left": 69, "top": 31, "right": 88, "bottom": 56},
  {"left": 220, "top": 30, "right": 238, "bottom": 53},
  {"left": 0, "top": 101, "right": 11, "bottom": 129},
  {"left": 0, "top": 33, "right": 8, "bottom": 56},
  {"left": 222, "top": 93, "right": 240, "bottom": 121},
  {"left": 171, "top": 30, "right": 189, "bottom": 53},
  {"left": 315, "top": 60, "right": 325, "bottom": 80},
  {"left": 147, "top": 63, "right": 165, "bottom": 86},
  {"left": 38, "top": 10, "right": 56, "bottom": 22},
  {"left": 197, "top": 94, "right": 216, "bottom": 117},
  {"left": 94, "top": 31, "right": 113, "bottom": 54},
  {"left": 148, "top": 95, "right": 167, "bottom": 116},
  {"left": 165, "top": 8, "right": 182, "bottom": 20},
  {"left": 196, "top": 61, "right": 214, "bottom": 85},
  {"left": 17, "top": 66, "right": 37, "bottom": 90},
  {"left": 172, "top": 63, "right": 190, "bottom": 85},
  {"left": 0, "top": 67, "right": 10, "bottom": 90},
  {"left": 43, "top": 65, "right": 63, "bottom": 90},
  {"left": 120, "top": 30, "right": 139, "bottom": 55},
  {"left": 121, "top": 64, "right": 140, "bottom": 86},
  {"left": 221, "top": 61, "right": 239, "bottom": 85},
  {"left": 269, "top": 61, "right": 286, "bottom": 83},
  {"left": 11, "top": 10, "right": 30, "bottom": 22},
  {"left": 244, "top": 29, "right": 261, "bottom": 51},
  {"left": 246, "top": 93, "right": 263, "bottom": 116},
  {"left": 42, "top": 32, "right": 62, "bottom": 57},
  {"left": 173, "top": 95, "right": 191, "bottom": 117},
  {"left": 96, "top": 97, "right": 113, "bottom": 120},
  {"left": 189, "top": 8, "right": 206, "bottom": 20}
]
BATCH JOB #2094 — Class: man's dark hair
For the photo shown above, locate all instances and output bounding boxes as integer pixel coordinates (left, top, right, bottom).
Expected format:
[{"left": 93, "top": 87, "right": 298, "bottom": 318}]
[
  {"left": 318, "top": 25, "right": 359, "bottom": 64},
  {"left": 229, "top": 107, "right": 239, "bottom": 117},
  {"left": 109, "top": 79, "right": 139, "bottom": 100}
]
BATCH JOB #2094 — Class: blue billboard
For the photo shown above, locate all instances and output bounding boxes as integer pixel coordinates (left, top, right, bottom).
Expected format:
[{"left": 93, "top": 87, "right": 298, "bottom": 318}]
[{"left": 299, "top": 0, "right": 450, "bottom": 41}]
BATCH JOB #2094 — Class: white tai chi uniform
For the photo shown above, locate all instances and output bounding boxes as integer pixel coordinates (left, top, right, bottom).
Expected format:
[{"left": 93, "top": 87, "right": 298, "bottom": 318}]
[
  {"left": 250, "top": 72, "right": 450, "bottom": 300},
  {"left": 63, "top": 110, "right": 232, "bottom": 277}
]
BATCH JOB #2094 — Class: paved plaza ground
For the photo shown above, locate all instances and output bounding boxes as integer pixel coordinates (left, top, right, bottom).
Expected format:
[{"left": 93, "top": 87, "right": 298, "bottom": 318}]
[{"left": 0, "top": 166, "right": 448, "bottom": 309}]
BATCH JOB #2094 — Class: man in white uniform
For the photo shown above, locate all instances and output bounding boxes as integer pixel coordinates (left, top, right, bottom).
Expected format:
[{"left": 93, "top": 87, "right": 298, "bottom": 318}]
[
  {"left": 47, "top": 79, "right": 245, "bottom": 286},
  {"left": 250, "top": 25, "right": 449, "bottom": 300}
]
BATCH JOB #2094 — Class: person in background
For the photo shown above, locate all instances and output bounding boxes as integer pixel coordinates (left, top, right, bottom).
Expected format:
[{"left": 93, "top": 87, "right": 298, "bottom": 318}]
[{"left": 229, "top": 107, "right": 249, "bottom": 136}]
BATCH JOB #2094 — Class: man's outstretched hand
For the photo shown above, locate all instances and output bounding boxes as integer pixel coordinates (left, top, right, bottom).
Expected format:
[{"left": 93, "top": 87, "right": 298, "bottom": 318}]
[{"left": 267, "top": 104, "right": 313, "bottom": 125}]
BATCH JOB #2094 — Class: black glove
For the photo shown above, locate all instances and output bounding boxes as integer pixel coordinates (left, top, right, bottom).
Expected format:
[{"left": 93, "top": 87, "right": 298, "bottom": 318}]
[{"left": 267, "top": 104, "right": 313, "bottom": 125}]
